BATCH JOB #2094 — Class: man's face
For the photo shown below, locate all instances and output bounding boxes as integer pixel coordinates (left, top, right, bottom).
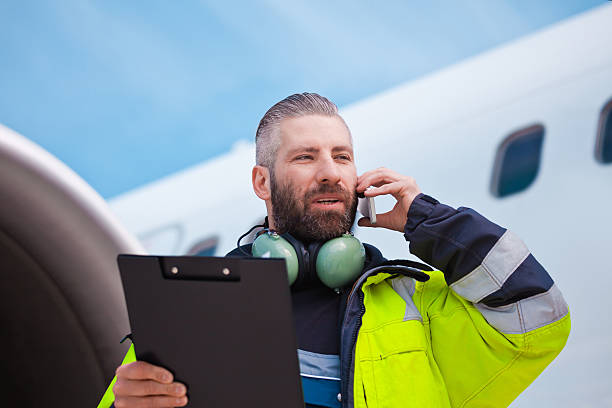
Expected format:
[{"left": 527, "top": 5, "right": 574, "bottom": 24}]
[{"left": 270, "top": 114, "right": 358, "bottom": 242}]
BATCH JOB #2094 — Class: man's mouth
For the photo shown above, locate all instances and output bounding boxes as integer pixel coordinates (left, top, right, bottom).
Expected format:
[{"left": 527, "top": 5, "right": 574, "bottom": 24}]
[
  {"left": 311, "top": 195, "right": 345, "bottom": 209},
  {"left": 316, "top": 199, "right": 341, "bottom": 204}
]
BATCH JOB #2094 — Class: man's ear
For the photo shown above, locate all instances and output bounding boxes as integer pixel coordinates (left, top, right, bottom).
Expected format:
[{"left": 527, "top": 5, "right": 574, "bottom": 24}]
[{"left": 252, "top": 165, "right": 271, "bottom": 200}]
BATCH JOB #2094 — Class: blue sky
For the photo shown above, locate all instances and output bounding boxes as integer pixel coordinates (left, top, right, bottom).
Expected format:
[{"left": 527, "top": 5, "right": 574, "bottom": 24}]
[{"left": 0, "top": 1, "right": 605, "bottom": 198}]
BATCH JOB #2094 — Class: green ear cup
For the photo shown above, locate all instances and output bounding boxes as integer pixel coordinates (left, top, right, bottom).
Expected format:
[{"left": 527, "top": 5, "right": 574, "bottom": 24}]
[
  {"left": 316, "top": 233, "right": 365, "bottom": 290},
  {"left": 251, "top": 232, "right": 299, "bottom": 285}
]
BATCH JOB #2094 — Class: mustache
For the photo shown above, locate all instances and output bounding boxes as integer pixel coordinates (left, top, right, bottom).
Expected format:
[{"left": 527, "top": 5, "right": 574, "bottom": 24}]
[{"left": 304, "top": 183, "right": 354, "bottom": 202}]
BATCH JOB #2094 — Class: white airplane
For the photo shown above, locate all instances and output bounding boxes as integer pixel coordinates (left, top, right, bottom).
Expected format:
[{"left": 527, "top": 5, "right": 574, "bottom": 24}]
[{"left": 1, "top": 4, "right": 610, "bottom": 407}]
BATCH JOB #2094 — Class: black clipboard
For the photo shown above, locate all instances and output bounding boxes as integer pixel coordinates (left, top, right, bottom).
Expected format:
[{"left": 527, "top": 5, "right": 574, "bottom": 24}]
[{"left": 117, "top": 254, "right": 304, "bottom": 407}]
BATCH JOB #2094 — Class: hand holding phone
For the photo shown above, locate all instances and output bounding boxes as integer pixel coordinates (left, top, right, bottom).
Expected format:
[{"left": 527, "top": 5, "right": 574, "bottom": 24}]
[{"left": 356, "top": 168, "right": 421, "bottom": 232}]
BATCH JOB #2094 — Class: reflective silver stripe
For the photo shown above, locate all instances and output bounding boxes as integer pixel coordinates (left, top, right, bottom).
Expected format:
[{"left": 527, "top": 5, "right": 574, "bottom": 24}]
[
  {"left": 391, "top": 276, "right": 422, "bottom": 322},
  {"left": 475, "top": 284, "right": 568, "bottom": 334},
  {"left": 297, "top": 349, "right": 340, "bottom": 381},
  {"left": 450, "top": 230, "right": 530, "bottom": 302}
]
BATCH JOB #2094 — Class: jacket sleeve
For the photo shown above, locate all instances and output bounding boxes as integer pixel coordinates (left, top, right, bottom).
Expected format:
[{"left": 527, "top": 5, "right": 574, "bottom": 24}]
[{"left": 404, "top": 193, "right": 570, "bottom": 407}]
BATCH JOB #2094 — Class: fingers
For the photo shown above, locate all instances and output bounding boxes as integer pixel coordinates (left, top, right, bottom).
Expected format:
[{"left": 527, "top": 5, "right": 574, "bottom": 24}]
[
  {"left": 114, "top": 362, "right": 188, "bottom": 407},
  {"left": 116, "top": 361, "right": 174, "bottom": 383},
  {"left": 356, "top": 167, "right": 403, "bottom": 192},
  {"left": 114, "top": 395, "right": 188, "bottom": 408},
  {"left": 113, "top": 379, "right": 187, "bottom": 397},
  {"left": 357, "top": 168, "right": 420, "bottom": 202},
  {"left": 362, "top": 182, "right": 402, "bottom": 199},
  {"left": 356, "top": 167, "right": 421, "bottom": 232}
]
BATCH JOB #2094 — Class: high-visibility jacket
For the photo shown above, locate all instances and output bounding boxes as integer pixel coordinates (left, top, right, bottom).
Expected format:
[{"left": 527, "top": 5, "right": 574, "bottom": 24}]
[
  {"left": 344, "top": 269, "right": 569, "bottom": 407},
  {"left": 98, "top": 194, "right": 570, "bottom": 407}
]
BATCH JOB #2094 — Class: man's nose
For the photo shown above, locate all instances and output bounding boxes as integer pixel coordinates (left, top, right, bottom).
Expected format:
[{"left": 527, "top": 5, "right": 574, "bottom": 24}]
[{"left": 316, "top": 157, "right": 341, "bottom": 184}]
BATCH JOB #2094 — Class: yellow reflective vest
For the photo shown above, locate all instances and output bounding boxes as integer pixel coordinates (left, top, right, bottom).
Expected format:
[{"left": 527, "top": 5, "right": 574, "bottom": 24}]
[{"left": 350, "top": 270, "right": 569, "bottom": 407}]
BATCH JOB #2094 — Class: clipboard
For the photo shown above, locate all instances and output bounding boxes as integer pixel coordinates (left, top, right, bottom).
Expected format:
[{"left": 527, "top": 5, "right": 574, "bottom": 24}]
[{"left": 117, "top": 254, "right": 304, "bottom": 407}]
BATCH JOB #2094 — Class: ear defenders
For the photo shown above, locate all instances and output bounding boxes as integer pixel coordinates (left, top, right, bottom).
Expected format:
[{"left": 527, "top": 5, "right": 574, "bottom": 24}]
[{"left": 251, "top": 230, "right": 366, "bottom": 291}]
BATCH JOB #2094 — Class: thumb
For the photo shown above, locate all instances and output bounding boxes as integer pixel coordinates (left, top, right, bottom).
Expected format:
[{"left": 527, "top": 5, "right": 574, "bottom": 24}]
[
  {"left": 357, "top": 210, "right": 395, "bottom": 230},
  {"left": 357, "top": 216, "right": 376, "bottom": 228},
  {"left": 369, "top": 209, "right": 396, "bottom": 230},
  {"left": 357, "top": 211, "right": 403, "bottom": 231}
]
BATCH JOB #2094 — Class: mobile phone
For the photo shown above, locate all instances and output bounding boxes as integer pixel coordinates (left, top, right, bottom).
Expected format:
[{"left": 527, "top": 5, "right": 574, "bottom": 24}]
[{"left": 357, "top": 190, "right": 376, "bottom": 224}]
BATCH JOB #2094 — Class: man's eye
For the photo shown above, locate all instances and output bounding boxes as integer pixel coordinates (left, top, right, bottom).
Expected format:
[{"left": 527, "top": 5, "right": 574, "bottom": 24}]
[
  {"left": 336, "top": 155, "right": 352, "bottom": 161},
  {"left": 295, "top": 155, "right": 313, "bottom": 161}
]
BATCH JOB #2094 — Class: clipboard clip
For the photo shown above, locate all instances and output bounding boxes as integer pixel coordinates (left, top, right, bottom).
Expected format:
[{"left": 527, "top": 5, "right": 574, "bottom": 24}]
[{"left": 160, "top": 258, "right": 241, "bottom": 281}]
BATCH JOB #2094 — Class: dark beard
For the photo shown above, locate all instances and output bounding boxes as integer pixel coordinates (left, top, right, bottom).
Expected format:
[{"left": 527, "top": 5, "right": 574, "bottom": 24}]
[{"left": 270, "top": 173, "right": 358, "bottom": 242}]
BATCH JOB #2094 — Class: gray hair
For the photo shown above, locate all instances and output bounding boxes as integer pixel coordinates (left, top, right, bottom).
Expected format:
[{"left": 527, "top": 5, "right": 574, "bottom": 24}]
[{"left": 255, "top": 93, "right": 347, "bottom": 169}]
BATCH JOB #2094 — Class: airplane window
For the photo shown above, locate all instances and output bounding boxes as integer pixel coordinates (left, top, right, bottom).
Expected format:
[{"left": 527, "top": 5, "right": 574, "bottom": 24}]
[
  {"left": 595, "top": 99, "right": 612, "bottom": 164},
  {"left": 186, "top": 236, "right": 219, "bottom": 256},
  {"left": 490, "top": 124, "right": 545, "bottom": 198}
]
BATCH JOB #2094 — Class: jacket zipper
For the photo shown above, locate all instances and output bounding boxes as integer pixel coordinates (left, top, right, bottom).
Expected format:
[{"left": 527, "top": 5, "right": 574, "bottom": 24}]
[
  {"left": 339, "top": 265, "right": 428, "bottom": 406},
  {"left": 341, "top": 277, "right": 368, "bottom": 407}
]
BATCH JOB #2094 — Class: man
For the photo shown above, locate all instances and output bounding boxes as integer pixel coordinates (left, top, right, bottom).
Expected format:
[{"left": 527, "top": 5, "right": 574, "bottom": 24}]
[{"left": 101, "top": 93, "right": 570, "bottom": 407}]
